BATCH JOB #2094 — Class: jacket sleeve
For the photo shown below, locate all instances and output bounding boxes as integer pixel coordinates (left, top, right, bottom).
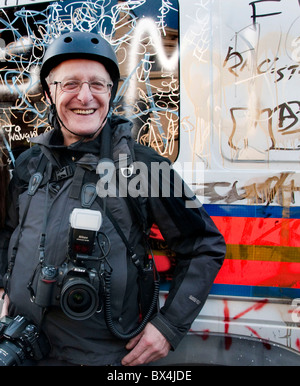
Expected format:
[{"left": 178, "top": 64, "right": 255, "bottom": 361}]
[{"left": 142, "top": 151, "right": 226, "bottom": 349}]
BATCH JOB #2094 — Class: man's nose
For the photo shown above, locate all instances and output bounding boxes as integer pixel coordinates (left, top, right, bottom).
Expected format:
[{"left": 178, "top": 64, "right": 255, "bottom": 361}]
[{"left": 76, "top": 82, "right": 93, "bottom": 103}]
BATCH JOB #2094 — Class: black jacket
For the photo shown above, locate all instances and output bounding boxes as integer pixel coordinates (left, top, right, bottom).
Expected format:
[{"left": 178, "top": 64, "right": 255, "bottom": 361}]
[{"left": 0, "top": 115, "right": 225, "bottom": 365}]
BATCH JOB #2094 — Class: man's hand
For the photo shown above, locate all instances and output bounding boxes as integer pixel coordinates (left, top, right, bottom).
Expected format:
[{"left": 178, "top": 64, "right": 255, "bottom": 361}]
[
  {"left": 121, "top": 322, "right": 171, "bottom": 366},
  {"left": 0, "top": 289, "right": 9, "bottom": 318}
]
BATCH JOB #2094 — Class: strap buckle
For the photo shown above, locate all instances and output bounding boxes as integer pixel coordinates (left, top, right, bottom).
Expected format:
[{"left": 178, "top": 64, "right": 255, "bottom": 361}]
[{"left": 55, "top": 165, "right": 73, "bottom": 181}]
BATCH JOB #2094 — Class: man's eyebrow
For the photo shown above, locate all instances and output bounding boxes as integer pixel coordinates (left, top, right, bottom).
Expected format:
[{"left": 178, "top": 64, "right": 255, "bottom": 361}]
[
  {"left": 88, "top": 76, "right": 112, "bottom": 83},
  {"left": 59, "top": 76, "right": 112, "bottom": 83},
  {"left": 59, "top": 75, "right": 80, "bottom": 81}
]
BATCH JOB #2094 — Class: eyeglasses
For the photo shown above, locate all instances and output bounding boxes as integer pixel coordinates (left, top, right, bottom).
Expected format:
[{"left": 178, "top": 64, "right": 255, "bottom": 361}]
[{"left": 51, "top": 79, "right": 113, "bottom": 94}]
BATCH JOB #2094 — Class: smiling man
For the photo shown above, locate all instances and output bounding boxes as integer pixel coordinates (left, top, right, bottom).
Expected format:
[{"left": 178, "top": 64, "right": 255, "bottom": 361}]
[
  {"left": 46, "top": 59, "right": 113, "bottom": 145},
  {"left": 0, "top": 32, "right": 225, "bottom": 366}
]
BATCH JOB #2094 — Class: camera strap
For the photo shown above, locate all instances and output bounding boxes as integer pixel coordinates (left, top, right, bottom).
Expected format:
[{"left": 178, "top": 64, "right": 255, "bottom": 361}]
[
  {"left": 98, "top": 197, "right": 144, "bottom": 275},
  {"left": 4, "top": 155, "right": 49, "bottom": 296},
  {"left": 27, "top": 181, "right": 51, "bottom": 302}
]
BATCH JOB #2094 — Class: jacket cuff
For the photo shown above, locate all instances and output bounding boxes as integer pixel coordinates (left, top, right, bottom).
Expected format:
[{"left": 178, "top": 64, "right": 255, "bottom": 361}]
[{"left": 150, "top": 313, "right": 186, "bottom": 350}]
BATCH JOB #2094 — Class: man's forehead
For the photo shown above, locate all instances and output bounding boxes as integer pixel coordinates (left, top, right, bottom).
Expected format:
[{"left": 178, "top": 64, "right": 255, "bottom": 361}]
[{"left": 50, "top": 59, "right": 110, "bottom": 79}]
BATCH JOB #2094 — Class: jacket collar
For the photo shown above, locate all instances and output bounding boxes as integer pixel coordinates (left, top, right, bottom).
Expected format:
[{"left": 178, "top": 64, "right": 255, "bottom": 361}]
[{"left": 30, "top": 115, "right": 133, "bottom": 156}]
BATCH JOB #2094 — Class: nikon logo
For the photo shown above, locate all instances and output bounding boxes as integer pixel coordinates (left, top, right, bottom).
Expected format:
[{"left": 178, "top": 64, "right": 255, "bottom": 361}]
[{"left": 77, "top": 235, "right": 89, "bottom": 241}]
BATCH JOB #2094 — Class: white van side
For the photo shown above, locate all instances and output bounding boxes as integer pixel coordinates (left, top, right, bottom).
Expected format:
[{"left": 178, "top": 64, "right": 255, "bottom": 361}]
[{"left": 161, "top": 0, "right": 300, "bottom": 366}]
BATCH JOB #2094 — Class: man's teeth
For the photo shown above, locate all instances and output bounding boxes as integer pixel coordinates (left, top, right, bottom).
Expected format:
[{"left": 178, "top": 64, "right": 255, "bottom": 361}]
[{"left": 73, "top": 109, "right": 95, "bottom": 115}]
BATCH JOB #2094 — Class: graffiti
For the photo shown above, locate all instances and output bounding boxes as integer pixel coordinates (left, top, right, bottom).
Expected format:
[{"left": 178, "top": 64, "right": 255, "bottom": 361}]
[
  {"left": 249, "top": 0, "right": 282, "bottom": 24},
  {"left": 227, "top": 101, "right": 300, "bottom": 152},
  {"left": 196, "top": 172, "right": 299, "bottom": 205},
  {"left": 218, "top": 0, "right": 300, "bottom": 162},
  {"left": 220, "top": 297, "right": 300, "bottom": 353},
  {"left": 223, "top": 49, "right": 300, "bottom": 83},
  {"left": 0, "top": 0, "right": 179, "bottom": 164},
  {"left": 192, "top": 297, "right": 293, "bottom": 352}
]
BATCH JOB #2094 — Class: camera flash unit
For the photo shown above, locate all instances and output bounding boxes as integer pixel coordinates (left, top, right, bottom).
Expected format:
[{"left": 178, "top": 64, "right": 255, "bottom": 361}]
[{"left": 69, "top": 209, "right": 102, "bottom": 257}]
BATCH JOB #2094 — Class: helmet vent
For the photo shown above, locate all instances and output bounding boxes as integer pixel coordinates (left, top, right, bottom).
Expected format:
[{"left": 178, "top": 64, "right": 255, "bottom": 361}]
[
  {"left": 64, "top": 36, "right": 73, "bottom": 43},
  {"left": 91, "top": 38, "right": 99, "bottom": 44}
]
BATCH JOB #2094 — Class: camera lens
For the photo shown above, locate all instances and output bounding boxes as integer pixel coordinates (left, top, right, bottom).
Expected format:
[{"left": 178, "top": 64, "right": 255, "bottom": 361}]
[
  {"left": 60, "top": 278, "right": 98, "bottom": 320},
  {"left": 0, "top": 340, "right": 26, "bottom": 366},
  {"left": 68, "top": 289, "right": 90, "bottom": 311}
]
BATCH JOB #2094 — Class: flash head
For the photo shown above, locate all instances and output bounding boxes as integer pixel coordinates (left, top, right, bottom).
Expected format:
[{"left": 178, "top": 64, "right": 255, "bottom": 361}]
[
  {"left": 69, "top": 209, "right": 102, "bottom": 258},
  {"left": 70, "top": 208, "right": 102, "bottom": 231}
]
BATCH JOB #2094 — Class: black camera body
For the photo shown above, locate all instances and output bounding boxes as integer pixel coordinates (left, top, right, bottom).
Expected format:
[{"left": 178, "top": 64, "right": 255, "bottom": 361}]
[
  {"left": 33, "top": 208, "right": 104, "bottom": 320},
  {"left": 34, "top": 260, "right": 101, "bottom": 320},
  {"left": 0, "top": 315, "right": 50, "bottom": 366}
]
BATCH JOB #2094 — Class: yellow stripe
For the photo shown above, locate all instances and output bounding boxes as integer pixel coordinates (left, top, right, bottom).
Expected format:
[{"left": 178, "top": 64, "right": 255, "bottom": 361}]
[
  {"left": 225, "top": 244, "right": 300, "bottom": 262},
  {"left": 152, "top": 245, "right": 300, "bottom": 263}
]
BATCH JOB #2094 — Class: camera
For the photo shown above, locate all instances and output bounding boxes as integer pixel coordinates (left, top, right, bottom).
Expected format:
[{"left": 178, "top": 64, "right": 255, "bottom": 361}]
[
  {"left": 35, "top": 262, "right": 101, "bottom": 320},
  {"left": 0, "top": 315, "right": 50, "bottom": 366},
  {"left": 33, "top": 209, "right": 105, "bottom": 320}
]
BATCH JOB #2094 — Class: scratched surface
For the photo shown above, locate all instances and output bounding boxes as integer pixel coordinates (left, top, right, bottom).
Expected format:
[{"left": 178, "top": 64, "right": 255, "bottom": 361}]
[
  {"left": 178, "top": 0, "right": 300, "bottom": 168},
  {"left": 220, "top": 0, "right": 300, "bottom": 164},
  {"left": 0, "top": 0, "right": 179, "bottom": 164}
]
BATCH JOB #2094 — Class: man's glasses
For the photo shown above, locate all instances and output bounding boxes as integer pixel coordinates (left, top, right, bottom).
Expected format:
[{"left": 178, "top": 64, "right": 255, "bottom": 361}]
[{"left": 51, "top": 79, "right": 113, "bottom": 94}]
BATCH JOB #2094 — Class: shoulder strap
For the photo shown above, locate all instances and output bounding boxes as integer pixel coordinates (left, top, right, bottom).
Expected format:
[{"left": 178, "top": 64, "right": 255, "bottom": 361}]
[
  {"left": 97, "top": 197, "right": 144, "bottom": 275},
  {"left": 4, "top": 152, "right": 50, "bottom": 295}
]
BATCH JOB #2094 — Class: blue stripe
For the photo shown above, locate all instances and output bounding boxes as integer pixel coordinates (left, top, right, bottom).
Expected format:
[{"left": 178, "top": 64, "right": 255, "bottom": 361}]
[
  {"left": 160, "top": 282, "right": 300, "bottom": 298},
  {"left": 203, "top": 204, "right": 300, "bottom": 219},
  {"left": 210, "top": 284, "right": 300, "bottom": 299}
]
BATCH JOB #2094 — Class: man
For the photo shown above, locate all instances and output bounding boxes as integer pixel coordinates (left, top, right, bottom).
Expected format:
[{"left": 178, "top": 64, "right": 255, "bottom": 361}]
[{"left": 0, "top": 32, "right": 226, "bottom": 366}]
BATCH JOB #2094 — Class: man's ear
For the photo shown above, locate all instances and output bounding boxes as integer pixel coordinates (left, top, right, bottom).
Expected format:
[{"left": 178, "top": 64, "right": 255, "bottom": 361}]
[
  {"left": 45, "top": 89, "right": 53, "bottom": 105},
  {"left": 45, "top": 91, "right": 51, "bottom": 104}
]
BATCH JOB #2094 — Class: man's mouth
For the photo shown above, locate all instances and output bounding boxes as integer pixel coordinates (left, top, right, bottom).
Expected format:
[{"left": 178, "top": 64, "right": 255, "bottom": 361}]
[{"left": 72, "top": 109, "right": 95, "bottom": 115}]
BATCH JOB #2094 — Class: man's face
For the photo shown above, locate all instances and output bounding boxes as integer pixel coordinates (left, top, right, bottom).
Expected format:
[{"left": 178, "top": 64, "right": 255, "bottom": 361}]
[{"left": 48, "top": 59, "right": 112, "bottom": 145}]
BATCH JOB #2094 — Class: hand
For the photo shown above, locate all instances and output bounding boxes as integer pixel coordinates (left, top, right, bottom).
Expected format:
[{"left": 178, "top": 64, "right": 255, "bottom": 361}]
[
  {"left": 121, "top": 322, "right": 171, "bottom": 366},
  {"left": 0, "top": 289, "right": 9, "bottom": 318}
]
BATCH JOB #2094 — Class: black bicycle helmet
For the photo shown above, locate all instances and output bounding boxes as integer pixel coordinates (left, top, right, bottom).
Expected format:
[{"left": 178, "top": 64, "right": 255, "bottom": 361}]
[{"left": 40, "top": 31, "right": 120, "bottom": 102}]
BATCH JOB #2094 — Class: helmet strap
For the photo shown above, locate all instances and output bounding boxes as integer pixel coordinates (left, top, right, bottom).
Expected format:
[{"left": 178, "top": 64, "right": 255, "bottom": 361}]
[{"left": 48, "top": 103, "right": 60, "bottom": 130}]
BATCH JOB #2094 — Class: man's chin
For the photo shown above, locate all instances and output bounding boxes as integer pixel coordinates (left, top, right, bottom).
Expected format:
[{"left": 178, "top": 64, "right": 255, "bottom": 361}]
[
  {"left": 77, "top": 130, "right": 100, "bottom": 140},
  {"left": 70, "top": 126, "right": 100, "bottom": 136},
  {"left": 61, "top": 126, "right": 101, "bottom": 144}
]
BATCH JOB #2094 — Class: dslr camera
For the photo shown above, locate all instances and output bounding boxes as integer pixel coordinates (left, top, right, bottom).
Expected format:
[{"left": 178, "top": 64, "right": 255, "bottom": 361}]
[
  {"left": 33, "top": 209, "right": 104, "bottom": 320},
  {"left": 0, "top": 315, "right": 50, "bottom": 366}
]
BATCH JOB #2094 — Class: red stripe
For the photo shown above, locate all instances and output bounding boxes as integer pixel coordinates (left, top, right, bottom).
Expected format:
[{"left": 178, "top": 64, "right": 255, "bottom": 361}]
[
  {"left": 211, "top": 216, "right": 300, "bottom": 247},
  {"left": 214, "top": 259, "right": 300, "bottom": 288},
  {"left": 150, "top": 221, "right": 300, "bottom": 288}
]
